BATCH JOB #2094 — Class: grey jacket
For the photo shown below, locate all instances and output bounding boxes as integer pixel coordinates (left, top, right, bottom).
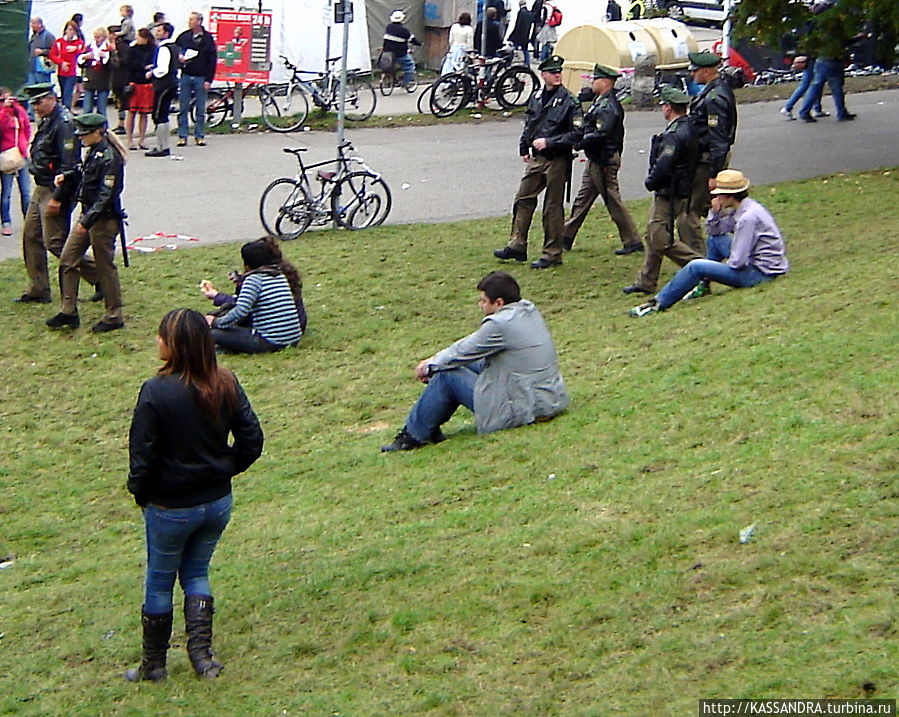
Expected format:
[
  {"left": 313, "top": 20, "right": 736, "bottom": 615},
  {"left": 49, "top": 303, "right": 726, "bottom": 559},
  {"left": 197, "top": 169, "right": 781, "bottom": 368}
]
[{"left": 429, "top": 300, "right": 569, "bottom": 434}]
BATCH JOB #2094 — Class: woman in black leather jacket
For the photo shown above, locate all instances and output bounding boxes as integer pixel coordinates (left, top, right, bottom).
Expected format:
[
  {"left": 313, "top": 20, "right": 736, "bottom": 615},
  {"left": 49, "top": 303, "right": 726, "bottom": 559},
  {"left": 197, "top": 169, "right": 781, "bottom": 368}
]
[{"left": 125, "top": 308, "right": 263, "bottom": 683}]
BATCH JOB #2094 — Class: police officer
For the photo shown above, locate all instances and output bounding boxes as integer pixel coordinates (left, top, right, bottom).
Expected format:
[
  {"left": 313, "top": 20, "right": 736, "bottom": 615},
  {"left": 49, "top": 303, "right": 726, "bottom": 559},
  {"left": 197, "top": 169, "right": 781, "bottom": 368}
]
[
  {"left": 15, "top": 83, "right": 101, "bottom": 304},
  {"left": 46, "top": 113, "right": 127, "bottom": 333},
  {"left": 680, "top": 51, "right": 737, "bottom": 253},
  {"left": 561, "top": 63, "right": 642, "bottom": 255},
  {"left": 624, "top": 87, "right": 702, "bottom": 296},
  {"left": 494, "top": 55, "right": 583, "bottom": 269}
]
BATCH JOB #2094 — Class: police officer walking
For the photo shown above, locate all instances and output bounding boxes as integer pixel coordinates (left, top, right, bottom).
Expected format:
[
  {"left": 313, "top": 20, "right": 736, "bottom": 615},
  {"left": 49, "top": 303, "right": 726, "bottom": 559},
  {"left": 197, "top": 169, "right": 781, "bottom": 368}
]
[
  {"left": 494, "top": 55, "right": 583, "bottom": 269},
  {"left": 624, "top": 87, "right": 702, "bottom": 296},
  {"left": 15, "top": 83, "right": 101, "bottom": 305},
  {"left": 680, "top": 51, "right": 737, "bottom": 254},
  {"left": 561, "top": 63, "right": 642, "bottom": 256},
  {"left": 46, "top": 113, "right": 127, "bottom": 333}
]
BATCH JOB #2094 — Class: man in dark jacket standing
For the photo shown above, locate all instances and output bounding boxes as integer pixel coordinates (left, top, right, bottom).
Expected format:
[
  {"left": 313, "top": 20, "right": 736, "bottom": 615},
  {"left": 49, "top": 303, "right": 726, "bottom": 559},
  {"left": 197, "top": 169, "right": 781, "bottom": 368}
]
[
  {"left": 681, "top": 51, "right": 737, "bottom": 253},
  {"left": 507, "top": 1, "right": 535, "bottom": 65},
  {"left": 15, "top": 84, "right": 100, "bottom": 305},
  {"left": 624, "top": 87, "right": 702, "bottom": 295},
  {"left": 494, "top": 55, "right": 583, "bottom": 269},
  {"left": 562, "top": 63, "right": 641, "bottom": 255},
  {"left": 175, "top": 12, "right": 216, "bottom": 146}
]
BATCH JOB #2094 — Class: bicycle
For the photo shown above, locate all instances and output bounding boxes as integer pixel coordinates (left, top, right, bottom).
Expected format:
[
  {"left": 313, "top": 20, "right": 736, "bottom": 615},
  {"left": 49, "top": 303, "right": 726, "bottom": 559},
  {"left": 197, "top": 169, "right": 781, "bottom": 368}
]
[
  {"left": 259, "top": 56, "right": 377, "bottom": 133},
  {"left": 259, "top": 141, "right": 392, "bottom": 239},
  {"left": 377, "top": 47, "right": 418, "bottom": 96},
  {"left": 428, "top": 47, "right": 538, "bottom": 118},
  {"left": 189, "top": 83, "right": 262, "bottom": 128}
]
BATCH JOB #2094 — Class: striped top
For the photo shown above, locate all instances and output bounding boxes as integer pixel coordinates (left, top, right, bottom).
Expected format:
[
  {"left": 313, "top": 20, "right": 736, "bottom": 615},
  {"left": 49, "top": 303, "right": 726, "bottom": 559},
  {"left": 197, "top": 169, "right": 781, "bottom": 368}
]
[{"left": 212, "top": 272, "right": 301, "bottom": 346}]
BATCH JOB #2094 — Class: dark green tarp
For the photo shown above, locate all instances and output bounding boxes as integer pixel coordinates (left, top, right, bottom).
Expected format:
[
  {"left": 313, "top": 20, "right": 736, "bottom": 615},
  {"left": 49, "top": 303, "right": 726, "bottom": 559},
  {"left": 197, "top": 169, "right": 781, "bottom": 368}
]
[{"left": 0, "top": 0, "right": 32, "bottom": 91}]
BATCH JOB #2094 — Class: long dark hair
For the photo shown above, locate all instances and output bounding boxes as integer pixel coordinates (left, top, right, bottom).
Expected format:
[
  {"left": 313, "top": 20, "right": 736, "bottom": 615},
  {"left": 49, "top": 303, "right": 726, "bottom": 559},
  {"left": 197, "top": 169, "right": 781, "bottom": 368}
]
[
  {"left": 157, "top": 308, "right": 237, "bottom": 417},
  {"left": 260, "top": 236, "right": 303, "bottom": 299}
]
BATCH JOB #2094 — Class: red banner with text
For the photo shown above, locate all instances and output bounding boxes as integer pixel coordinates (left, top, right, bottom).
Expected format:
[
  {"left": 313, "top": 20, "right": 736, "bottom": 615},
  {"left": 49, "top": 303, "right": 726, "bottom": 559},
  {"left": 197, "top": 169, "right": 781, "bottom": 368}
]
[{"left": 208, "top": 10, "right": 272, "bottom": 84}]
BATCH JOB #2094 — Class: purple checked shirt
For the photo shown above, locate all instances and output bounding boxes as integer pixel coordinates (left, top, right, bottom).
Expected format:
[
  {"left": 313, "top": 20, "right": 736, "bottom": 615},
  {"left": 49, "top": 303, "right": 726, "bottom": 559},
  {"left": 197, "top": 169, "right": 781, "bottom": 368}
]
[{"left": 727, "top": 198, "right": 790, "bottom": 275}]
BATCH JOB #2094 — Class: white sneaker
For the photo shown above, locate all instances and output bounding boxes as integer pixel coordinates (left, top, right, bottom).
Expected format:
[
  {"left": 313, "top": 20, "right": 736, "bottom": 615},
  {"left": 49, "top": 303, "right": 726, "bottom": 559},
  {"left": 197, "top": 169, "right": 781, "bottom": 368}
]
[
  {"left": 628, "top": 300, "right": 659, "bottom": 317},
  {"left": 780, "top": 107, "right": 795, "bottom": 121}
]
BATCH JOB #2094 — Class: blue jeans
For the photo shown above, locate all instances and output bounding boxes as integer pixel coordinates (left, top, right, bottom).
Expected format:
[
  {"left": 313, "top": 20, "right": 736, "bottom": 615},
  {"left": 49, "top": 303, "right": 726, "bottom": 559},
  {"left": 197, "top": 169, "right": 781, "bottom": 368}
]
[
  {"left": 396, "top": 53, "right": 416, "bottom": 86},
  {"left": 799, "top": 58, "right": 847, "bottom": 119},
  {"left": 656, "top": 258, "right": 776, "bottom": 309},
  {"left": 143, "top": 493, "right": 232, "bottom": 614},
  {"left": 212, "top": 326, "right": 291, "bottom": 354},
  {"left": 178, "top": 75, "right": 208, "bottom": 139},
  {"left": 784, "top": 61, "right": 821, "bottom": 113},
  {"left": 514, "top": 43, "right": 531, "bottom": 66},
  {"left": 705, "top": 233, "right": 731, "bottom": 262},
  {"left": 1, "top": 165, "right": 31, "bottom": 225},
  {"left": 83, "top": 89, "right": 109, "bottom": 116},
  {"left": 58, "top": 75, "right": 78, "bottom": 109},
  {"left": 404, "top": 362, "right": 483, "bottom": 443}
]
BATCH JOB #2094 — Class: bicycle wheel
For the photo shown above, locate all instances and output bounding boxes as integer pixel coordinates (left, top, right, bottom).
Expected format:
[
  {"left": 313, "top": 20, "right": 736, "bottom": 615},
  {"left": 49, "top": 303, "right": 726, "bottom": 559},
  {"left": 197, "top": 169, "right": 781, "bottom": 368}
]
[
  {"left": 379, "top": 70, "right": 395, "bottom": 96},
  {"left": 344, "top": 77, "right": 376, "bottom": 121},
  {"left": 202, "top": 90, "right": 229, "bottom": 128},
  {"left": 429, "top": 74, "right": 470, "bottom": 117},
  {"left": 404, "top": 76, "right": 418, "bottom": 93},
  {"left": 416, "top": 83, "right": 434, "bottom": 114},
  {"left": 259, "top": 178, "right": 313, "bottom": 239},
  {"left": 495, "top": 66, "right": 539, "bottom": 109},
  {"left": 331, "top": 172, "right": 392, "bottom": 230},
  {"left": 259, "top": 83, "right": 309, "bottom": 132}
]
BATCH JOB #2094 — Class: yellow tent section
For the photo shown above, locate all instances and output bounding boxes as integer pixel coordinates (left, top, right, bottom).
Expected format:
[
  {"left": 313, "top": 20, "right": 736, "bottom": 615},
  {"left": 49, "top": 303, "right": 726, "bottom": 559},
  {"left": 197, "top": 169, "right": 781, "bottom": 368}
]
[{"left": 556, "top": 19, "right": 698, "bottom": 93}]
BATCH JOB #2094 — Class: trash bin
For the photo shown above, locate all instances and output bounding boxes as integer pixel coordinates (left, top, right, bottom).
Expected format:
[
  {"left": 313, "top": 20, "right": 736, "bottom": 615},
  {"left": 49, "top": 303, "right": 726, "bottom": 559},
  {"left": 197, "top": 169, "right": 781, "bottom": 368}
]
[
  {"left": 632, "top": 18, "right": 697, "bottom": 69},
  {"left": 555, "top": 21, "right": 656, "bottom": 93}
]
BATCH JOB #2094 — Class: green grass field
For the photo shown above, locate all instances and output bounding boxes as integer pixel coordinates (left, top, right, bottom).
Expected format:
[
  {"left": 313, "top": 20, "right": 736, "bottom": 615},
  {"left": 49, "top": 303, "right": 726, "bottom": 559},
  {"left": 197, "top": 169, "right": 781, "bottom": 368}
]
[{"left": 0, "top": 169, "right": 897, "bottom": 716}]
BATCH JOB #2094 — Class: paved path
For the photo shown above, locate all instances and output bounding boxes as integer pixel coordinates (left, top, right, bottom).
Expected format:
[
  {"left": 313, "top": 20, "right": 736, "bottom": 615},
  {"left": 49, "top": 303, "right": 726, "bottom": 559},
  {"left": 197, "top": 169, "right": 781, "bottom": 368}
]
[{"left": 1, "top": 89, "right": 896, "bottom": 263}]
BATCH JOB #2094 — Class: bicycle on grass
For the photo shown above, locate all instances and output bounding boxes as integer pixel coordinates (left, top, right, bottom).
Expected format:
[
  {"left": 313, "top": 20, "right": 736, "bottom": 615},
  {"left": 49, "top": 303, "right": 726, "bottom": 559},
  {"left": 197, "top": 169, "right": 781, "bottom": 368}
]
[
  {"left": 259, "top": 56, "right": 377, "bottom": 132},
  {"left": 428, "top": 46, "right": 538, "bottom": 118},
  {"left": 259, "top": 141, "right": 392, "bottom": 239}
]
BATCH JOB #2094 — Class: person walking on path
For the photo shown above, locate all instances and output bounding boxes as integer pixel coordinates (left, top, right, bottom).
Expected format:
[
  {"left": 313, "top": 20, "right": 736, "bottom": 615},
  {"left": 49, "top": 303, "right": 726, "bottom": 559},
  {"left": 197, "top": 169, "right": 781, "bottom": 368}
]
[
  {"left": 561, "top": 63, "right": 642, "bottom": 256},
  {"left": 493, "top": 55, "right": 583, "bottom": 270},
  {"left": 46, "top": 113, "right": 128, "bottom": 333},
  {"left": 145, "top": 23, "right": 178, "bottom": 158},
  {"left": 175, "top": 12, "right": 217, "bottom": 147},
  {"left": 125, "top": 308, "right": 263, "bottom": 682},
  {"left": 507, "top": 1, "right": 536, "bottom": 66},
  {"left": 0, "top": 89, "right": 32, "bottom": 238}
]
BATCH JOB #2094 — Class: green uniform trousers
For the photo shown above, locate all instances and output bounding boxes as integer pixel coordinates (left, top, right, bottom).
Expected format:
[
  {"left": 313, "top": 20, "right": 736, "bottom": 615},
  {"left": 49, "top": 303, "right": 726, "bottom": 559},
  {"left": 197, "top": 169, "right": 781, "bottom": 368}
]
[
  {"left": 676, "top": 161, "right": 712, "bottom": 255},
  {"left": 561, "top": 155, "right": 640, "bottom": 248},
  {"left": 59, "top": 215, "right": 123, "bottom": 323},
  {"left": 633, "top": 195, "right": 703, "bottom": 292},
  {"left": 506, "top": 155, "right": 570, "bottom": 262},
  {"left": 22, "top": 184, "right": 98, "bottom": 300}
]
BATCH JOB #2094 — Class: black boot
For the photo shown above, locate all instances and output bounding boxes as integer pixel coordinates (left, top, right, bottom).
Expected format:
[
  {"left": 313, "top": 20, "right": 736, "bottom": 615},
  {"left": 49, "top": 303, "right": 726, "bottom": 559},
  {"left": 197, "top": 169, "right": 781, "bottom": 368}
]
[
  {"left": 124, "top": 610, "right": 173, "bottom": 682},
  {"left": 184, "top": 595, "right": 223, "bottom": 678}
]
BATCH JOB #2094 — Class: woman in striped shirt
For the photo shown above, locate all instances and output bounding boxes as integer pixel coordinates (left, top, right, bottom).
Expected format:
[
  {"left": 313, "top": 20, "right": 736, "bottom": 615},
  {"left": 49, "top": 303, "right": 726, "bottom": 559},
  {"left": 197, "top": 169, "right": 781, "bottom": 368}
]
[{"left": 205, "top": 239, "right": 301, "bottom": 353}]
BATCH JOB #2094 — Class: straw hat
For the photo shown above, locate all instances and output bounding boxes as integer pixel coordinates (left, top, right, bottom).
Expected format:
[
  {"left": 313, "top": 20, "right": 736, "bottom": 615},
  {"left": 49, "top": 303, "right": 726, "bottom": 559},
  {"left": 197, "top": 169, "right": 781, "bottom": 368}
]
[{"left": 710, "top": 170, "right": 751, "bottom": 194}]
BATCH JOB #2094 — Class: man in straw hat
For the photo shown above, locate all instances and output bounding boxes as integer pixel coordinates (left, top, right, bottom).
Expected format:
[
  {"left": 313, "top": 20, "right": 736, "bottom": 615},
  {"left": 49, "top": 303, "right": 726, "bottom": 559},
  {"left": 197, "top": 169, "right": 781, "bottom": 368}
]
[
  {"left": 629, "top": 169, "right": 789, "bottom": 316},
  {"left": 562, "top": 63, "right": 642, "bottom": 256},
  {"left": 680, "top": 51, "right": 737, "bottom": 254},
  {"left": 493, "top": 54, "right": 583, "bottom": 269},
  {"left": 623, "top": 86, "right": 702, "bottom": 297},
  {"left": 46, "top": 113, "right": 127, "bottom": 332}
]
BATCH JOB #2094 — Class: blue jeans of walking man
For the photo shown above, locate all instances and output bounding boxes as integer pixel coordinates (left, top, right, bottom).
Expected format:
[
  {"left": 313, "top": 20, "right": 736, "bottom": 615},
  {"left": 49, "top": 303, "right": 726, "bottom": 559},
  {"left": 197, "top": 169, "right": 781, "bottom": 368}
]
[
  {"left": 799, "top": 58, "right": 850, "bottom": 120},
  {"left": 784, "top": 60, "right": 822, "bottom": 115},
  {"left": 404, "top": 362, "right": 483, "bottom": 443},
  {"left": 178, "top": 74, "right": 208, "bottom": 141}
]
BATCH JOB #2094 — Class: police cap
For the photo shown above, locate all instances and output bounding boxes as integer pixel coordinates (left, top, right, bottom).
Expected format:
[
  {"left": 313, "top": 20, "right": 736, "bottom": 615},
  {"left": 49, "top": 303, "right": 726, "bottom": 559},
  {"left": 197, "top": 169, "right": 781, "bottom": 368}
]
[
  {"left": 658, "top": 85, "right": 690, "bottom": 105},
  {"left": 592, "top": 63, "right": 621, "bottom": 80},
  {"left": 688, "top": 51, "right": 722, "bottom": 71},
  {"left": 23, "top": 82, "right": 56, "bottom": 104},
  {"left": 538, "top": 55, "right": 565, "bottom": 72},
  {"left": 73, "top": 113, "right": 109, "bottom": 135}
]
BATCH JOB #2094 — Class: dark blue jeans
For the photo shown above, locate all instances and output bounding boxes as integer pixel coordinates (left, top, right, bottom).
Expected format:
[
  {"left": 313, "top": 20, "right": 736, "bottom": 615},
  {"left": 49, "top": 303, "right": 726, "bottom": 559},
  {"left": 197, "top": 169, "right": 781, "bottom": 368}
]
[
  {"left": 212, "top": 326, "right": 287, "bottom": 354},
  {"left": 404, "top": 362, "right": 483, "bottom": 443},
  {"left": 799, "top": 58, "right": 848, "bottom": 119},
  {"left": 142, "top": 493, "right": 232, "bottom": 614}
]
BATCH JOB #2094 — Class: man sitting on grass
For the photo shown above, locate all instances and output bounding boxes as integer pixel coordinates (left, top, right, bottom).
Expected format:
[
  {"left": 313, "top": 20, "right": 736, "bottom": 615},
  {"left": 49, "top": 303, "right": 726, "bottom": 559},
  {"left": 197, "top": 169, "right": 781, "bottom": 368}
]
[
  {"left": 629, "top": 170, "right": 789, "bottom": 317},
  {"left": 381, "top": 271, "right": 569, "bottom": 452}
]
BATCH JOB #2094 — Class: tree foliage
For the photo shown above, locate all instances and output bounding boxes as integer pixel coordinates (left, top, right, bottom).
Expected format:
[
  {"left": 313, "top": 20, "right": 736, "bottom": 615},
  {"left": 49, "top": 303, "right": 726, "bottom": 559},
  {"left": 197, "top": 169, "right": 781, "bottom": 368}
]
[{"left": 731, "top": 0, "right": 898, "bottom": 64}]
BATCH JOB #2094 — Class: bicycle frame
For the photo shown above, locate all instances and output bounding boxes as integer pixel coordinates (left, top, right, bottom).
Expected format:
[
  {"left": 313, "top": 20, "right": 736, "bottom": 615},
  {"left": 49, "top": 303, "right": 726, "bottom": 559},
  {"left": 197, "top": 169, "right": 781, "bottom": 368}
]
[{"left": 290, "top": 142, "right": 381, "bottom": 221}]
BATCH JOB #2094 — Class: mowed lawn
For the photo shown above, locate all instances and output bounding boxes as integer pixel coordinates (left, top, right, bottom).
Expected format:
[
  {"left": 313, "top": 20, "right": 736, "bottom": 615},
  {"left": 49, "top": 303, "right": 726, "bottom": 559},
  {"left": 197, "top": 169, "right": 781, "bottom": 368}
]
[{"left": 0, "top": 169, "right": 896, "bottom": 716}]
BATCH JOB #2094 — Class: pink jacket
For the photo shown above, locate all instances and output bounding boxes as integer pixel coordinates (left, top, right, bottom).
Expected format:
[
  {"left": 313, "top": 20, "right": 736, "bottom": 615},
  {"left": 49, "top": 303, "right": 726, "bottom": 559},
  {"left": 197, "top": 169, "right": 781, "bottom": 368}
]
[{"left": 0, "top": 102, "right": 31, "bottom": 157}]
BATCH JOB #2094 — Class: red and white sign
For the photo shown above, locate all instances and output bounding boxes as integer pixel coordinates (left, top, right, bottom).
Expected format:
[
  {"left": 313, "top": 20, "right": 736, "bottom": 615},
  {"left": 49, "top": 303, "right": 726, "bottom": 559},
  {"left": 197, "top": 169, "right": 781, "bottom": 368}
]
[{"left": 208, "top": 10, "right": 272, "bottom": 84}]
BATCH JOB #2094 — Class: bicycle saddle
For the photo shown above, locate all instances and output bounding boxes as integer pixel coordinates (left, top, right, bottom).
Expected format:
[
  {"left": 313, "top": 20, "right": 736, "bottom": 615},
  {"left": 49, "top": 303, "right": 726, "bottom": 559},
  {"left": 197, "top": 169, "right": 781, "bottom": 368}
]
[
  {"left": 283, "top": 147, "right": 308, "bottom": 155},
  {"left": 316, "top": 170, "right": 337, "bottom": 181}
]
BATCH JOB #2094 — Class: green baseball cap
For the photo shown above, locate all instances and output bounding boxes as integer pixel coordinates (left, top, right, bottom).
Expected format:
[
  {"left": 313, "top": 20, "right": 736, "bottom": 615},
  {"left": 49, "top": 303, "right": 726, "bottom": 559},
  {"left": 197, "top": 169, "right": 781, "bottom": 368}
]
[
  {"left": 592, "top": 63, "right": 621, "bottom": 80},
  {"left": 538, "top": 55, "right": 565, "bottom": 72}
]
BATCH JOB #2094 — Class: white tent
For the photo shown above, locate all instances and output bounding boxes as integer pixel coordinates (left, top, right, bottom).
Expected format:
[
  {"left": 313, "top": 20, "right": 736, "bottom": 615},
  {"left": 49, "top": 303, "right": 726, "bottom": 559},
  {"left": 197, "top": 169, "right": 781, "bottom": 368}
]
[{"left": 31, "top": 0, "right": 372, "bottom": 82}]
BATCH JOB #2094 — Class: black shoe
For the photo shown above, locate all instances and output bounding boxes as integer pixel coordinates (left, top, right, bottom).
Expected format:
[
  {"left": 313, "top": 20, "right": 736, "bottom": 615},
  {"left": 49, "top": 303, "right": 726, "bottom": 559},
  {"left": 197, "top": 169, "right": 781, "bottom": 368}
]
[
  {"left": 145, "top": 148, "right": 170, "bottom": 157},
  {"left": 46, "top": 312, "right": 80, "bottom": 329},
  {"left": 622, "top": 284, "right": 653, "bottom": 295},
  {"left": 112, "top": 126, "right": 127, "bottom": 135},
  {"left": 562, "top": 238, "right": 574, "bottom": 251},
  {"left": 381, "top": 429, "right": 424, "bottom": 453},
  {"left": 799, "top": 114, "right": 816, "bottom": 123},
  {"left": 530, "top": 257, "right": 562, "bottom": 269},
  {"left": 89, "top": 285, "right": 104, "bottom": 302},
  {"left": 91, "top": 319, "right": 125, "bottom": 333},
  {"left": 615, "top": 242, "right": 644, "bottom": 255},
  {"left": 176, "top": 138, "right": 187, "bottom": 147},
  {"left": 431, "top": 428, "right": 446, "bottom": 444},
  {"left": 493, "top": 247, "right": 527, "bottom": 262},
  {"left": 14, "top": 293, "right": 51, "bottom": 304},
  {"left": 837, "top": 113, "right": 856, "bottom": 121}
]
